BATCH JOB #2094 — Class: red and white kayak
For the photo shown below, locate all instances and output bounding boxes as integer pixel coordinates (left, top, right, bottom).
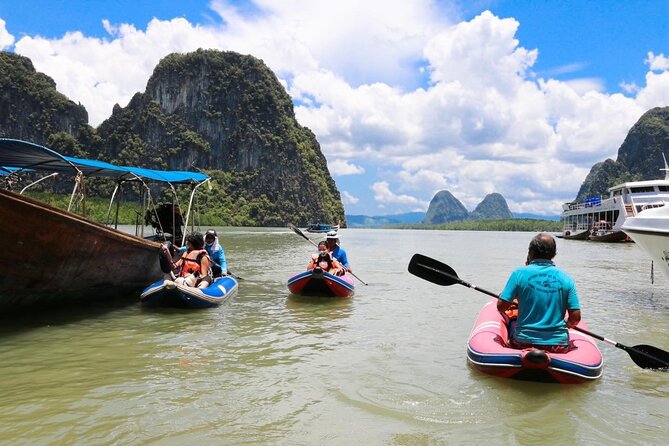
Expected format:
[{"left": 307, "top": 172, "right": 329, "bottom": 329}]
[
  {"left": 467, "top": 300, "right": 603, "bottom": 384},
  {"left": 287, "top": 268, "right": 354, "bottom": 297}
]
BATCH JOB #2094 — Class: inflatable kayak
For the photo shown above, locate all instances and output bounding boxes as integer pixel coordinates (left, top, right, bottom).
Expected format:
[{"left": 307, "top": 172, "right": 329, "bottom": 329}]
[
  {"left": 467, "top": 300, "right": 603, "bottom": 384},
  {"left": 140, "top": 275, "right": 238, "bottom": 308},
  {"left": 287, "top": 268, "right": 354, "bottom": 297}
]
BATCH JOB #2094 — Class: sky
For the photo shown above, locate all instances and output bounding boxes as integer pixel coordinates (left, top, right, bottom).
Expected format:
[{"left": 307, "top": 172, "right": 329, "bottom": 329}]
[{"left": 1, "top": 1, "right": 668, "bottom": 217}]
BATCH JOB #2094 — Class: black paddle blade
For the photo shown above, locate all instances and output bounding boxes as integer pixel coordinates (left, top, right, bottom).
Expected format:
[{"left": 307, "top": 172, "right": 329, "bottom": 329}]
[
  {"left": 408, "top": 254, "right": 461, "bottom": 286},
  {"left": 627, "top": 344, "right": 669, "bottom": 370}
]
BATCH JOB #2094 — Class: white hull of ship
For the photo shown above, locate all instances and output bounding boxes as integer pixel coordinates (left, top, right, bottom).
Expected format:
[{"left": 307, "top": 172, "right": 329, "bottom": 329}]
[{"left": 622, "top": 205, "right": 669, "bottom": 279}]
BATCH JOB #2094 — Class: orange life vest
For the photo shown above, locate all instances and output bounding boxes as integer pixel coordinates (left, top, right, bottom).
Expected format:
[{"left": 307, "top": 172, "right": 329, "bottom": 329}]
[{"left": 176, "top": 249, "right": 208, "bottom": 278}]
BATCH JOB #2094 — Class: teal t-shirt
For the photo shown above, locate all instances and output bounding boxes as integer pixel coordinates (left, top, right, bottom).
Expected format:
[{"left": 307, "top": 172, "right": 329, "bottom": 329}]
[{"left": 500, "top": 259, "right": 580, "bottom": 346}]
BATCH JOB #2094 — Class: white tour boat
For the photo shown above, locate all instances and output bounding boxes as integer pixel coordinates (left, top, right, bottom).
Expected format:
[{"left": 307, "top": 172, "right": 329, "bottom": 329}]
[
  {"left": 621, "top": 203, "right": 669, "bottom": 279},
  {"left": 560, "top": 160, "right": 669, "bottom": 242}
]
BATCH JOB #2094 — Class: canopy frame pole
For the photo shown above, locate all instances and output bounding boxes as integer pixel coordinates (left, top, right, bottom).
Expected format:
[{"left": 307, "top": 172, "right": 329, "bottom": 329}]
[{"left": 181, "top": 179, "right": 210, "bottom": 246}]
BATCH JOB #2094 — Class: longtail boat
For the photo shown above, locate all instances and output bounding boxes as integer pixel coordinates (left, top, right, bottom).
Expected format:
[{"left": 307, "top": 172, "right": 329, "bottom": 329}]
[{"left": 0, "top": 138, "right": 209, "bottom": 312}]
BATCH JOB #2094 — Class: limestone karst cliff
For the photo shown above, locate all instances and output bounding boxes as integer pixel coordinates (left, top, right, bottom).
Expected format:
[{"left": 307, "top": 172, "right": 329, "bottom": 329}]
[{"left": 0, "top": 49, "right": 345, "bottom": 226}]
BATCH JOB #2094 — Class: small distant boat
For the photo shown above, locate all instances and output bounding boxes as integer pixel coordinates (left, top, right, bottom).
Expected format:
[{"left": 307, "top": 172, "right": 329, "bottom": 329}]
[
  {"left": 467, "top": 300, "right": 603, "bottom": 384},
  {"left": 287, "top": 268, "right": 354, "bottom": 297},
  {"left": 305, "top": 223, "right": 339, "bottom": 233},
  {"left": 622, "top": 203, "right": 669, "bottom": 279},
  {"left": 140, "top": 275, "right": 239, "bottom": 308}
]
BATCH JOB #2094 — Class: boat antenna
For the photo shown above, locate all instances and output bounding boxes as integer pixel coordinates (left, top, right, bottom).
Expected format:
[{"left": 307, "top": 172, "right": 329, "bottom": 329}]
[{"left": 663, "top": 153, "right": 669, "bottom": 180}]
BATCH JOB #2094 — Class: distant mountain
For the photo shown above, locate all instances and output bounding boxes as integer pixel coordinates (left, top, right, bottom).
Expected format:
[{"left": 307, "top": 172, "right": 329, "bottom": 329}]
[
  {"left": 423, "top": 191, "right": 470, "bottom": 224},
  {"left": 346, "top": 212, "right": 425, "bottom": 227},
  {"left": 346, "top": 210, "right": 557, "bottom": 228},
  {"left": 423, "top": 190, "right": 514, "bottom": 224},
  {"left": 469, "top": 193, "right": 513, "bottom": 220}
]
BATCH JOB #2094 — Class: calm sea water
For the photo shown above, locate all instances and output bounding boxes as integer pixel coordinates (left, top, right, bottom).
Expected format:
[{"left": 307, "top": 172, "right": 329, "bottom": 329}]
[{"left": 1, "top": 228, "right": 668, "bottom": 445}]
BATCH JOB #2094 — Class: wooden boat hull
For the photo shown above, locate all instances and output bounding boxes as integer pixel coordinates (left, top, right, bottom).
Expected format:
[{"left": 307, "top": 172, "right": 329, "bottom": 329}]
[
  {"left": 588, "top": 230, "right": 629, "bottom": 242},
  {"left": 467, "top": 300, "right": 603, "bottom": 384},
  {"left": 0, "top": 188, "right": 163, "bottom": 311},
  {"left": 140, "top": 275, "right": 239, "bottom": 308},
  {"left": 562, "top": 229, "right": 590, "bottom": 240},
  {"left": 287, "top": 269, "right": 354, "bottom": 297}
]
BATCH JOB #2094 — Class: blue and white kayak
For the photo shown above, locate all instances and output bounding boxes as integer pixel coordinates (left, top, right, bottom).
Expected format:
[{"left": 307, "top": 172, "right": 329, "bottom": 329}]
[{"left": 140, "top": 275, "right": 238, "bottom": 308}]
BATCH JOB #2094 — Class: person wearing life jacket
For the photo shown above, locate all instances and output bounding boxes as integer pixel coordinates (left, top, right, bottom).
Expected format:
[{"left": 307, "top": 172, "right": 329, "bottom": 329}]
[
  {"left": 167, "top": 232, "right": 213, "bottom": 288},
  {"left": 307, "top": 241, "right": 329, "bottom": 270},
  {"left": 310, "top": 251, "right": 344, "bottom": 276}
]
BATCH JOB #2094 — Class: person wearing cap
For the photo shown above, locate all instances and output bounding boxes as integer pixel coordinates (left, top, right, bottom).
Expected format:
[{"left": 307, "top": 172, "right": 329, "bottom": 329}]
[
  {"left": 203, "top": 229, "right": 227, "bottom": 277},
  {"left": 325, "top": 231, "right": 351, "bottom": 271},
  {"left": 176, "top": 229, "right": 228, "bottom": 277}
]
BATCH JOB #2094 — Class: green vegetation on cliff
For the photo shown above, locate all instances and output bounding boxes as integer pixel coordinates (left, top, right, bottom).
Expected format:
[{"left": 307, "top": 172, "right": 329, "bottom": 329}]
[
  {"left": 575, "top": 106, "right": 669, "bottom": 201},
  {"left": 1, "top": 49, "right": 345, "bottom": 227},
  {"left": 95, "top": 49, "right": 345, "bottom": 227},
  {"left": 0, "top": 52, "right": 93, "bottom": 149}
]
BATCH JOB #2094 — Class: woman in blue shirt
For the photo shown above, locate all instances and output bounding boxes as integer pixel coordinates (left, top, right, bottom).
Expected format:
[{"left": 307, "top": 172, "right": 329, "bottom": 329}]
[{"left": 177, "top": 229, "right": 227, "bottom": 277}]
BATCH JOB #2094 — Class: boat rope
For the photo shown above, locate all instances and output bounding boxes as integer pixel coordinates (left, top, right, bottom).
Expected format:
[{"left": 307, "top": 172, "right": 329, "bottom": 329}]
[{"left": 651, "top": 260, "right": 654, "bottom": 285}]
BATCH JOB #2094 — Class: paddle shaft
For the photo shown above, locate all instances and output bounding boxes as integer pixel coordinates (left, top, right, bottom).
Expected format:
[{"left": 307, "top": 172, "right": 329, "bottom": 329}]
[{"left": 289, "top": 224, "right": 368, "bottom": 285}]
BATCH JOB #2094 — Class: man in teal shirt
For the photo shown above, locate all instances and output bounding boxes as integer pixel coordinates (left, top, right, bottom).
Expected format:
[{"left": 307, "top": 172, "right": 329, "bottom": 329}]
[{"left": 498, "top": 233, "right": 581, "bottom": 352}]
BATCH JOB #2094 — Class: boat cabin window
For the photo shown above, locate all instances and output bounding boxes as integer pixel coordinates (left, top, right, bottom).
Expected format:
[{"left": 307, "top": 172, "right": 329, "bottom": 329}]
[
  {"left": 630, "top": 186, "right": 655, "bottom": 193},
  {"left": 658, "top": 186, "right": 669, "bottom": 192}
]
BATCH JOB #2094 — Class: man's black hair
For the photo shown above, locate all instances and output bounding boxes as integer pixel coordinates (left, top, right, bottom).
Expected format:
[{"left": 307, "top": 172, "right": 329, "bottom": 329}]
[{"left": 528, "top": 233, "right": 556, "bottom": 260}]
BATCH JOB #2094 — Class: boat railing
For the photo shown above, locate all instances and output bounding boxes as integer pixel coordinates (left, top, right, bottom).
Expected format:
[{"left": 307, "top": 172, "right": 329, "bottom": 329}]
[{"left": 563, "top": 196, "right": 613, "bottom": 211}]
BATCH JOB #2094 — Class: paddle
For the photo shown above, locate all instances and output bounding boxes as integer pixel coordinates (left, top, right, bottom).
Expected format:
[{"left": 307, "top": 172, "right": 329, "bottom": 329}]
[
  {"left": 407, "top": 253, "right": 669, "bottom": 371},
  {"left": 288, "top": 223, "right": 368, "bottom": 285}
]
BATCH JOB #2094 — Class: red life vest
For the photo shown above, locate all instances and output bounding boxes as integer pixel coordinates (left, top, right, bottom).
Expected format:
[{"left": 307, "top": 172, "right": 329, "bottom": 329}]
[{"left": 176, "top": 249, "right": 208, "bottom": 277}]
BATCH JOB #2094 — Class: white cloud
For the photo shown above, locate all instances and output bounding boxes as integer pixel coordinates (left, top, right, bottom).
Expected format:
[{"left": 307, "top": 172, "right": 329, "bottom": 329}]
[
  {"left": 0, "top": 19, "right": 14, "bottom": 49},
  {"left": 341, "top": 190, "right": 359, "bottom": 205},
  {"left": 5, "top": 4, "right": 669, "bottom": 216},
  {"left": 327, "top": 159, "right": 365, "bottom": 175},
  {"left": 372, "top": 181, "right": 427, "bottom": 207},
  {"left": 646, "top": 52, "right": 669, "bottom": 71},
  {"left": 619, "top": 81, "right": 640, "bottom": 94}
]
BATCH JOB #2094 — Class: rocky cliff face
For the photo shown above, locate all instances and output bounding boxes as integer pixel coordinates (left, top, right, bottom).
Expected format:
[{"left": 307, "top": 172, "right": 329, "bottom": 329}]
[
  {"left": 0, "top": 49, "right": 345, "bottom": 227},
  {"left": 96, "top": 49, "right": 344, "bottom": 226},
  {"left": 575, "top": 107, "right": 669, "bottom": 201},
  {"left": 0, "top": 52, "right": 92, "bottom": 151}
]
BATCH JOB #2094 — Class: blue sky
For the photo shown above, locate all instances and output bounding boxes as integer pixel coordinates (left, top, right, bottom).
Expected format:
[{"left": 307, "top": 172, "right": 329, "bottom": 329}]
[{"left": 1, "top": 0, "right": 668, "bottom": 217}]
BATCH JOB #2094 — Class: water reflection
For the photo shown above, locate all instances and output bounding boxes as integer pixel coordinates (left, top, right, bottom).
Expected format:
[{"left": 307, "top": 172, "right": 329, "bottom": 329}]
[{"left": 286, "top": 294, "right": 353, "bottom": 321}]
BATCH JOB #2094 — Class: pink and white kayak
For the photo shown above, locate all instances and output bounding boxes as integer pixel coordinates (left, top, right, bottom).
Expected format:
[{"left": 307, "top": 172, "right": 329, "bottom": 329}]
[
  {"left": 467, "top": 300, "right": 603, "bottom": 384},
  {"left": 287, "top": 268, "right": 354, "bottom": 297}
]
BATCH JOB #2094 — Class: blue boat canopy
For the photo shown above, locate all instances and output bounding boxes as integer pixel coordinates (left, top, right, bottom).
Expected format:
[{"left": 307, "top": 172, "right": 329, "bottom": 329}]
[{"left": 0, "top": 138, "right": 208, "bottom": 184}]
